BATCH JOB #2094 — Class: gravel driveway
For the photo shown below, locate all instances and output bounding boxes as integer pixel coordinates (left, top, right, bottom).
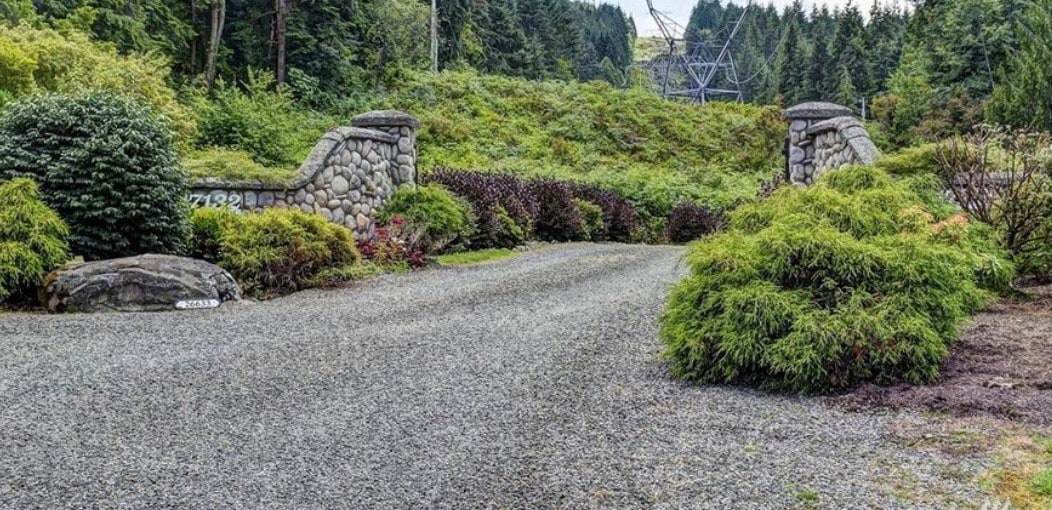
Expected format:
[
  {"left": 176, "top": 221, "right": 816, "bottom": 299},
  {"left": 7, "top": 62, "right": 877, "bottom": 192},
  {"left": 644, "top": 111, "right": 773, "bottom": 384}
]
[{"left": 1, "top": 243, "right": 987, "bottom": 509}]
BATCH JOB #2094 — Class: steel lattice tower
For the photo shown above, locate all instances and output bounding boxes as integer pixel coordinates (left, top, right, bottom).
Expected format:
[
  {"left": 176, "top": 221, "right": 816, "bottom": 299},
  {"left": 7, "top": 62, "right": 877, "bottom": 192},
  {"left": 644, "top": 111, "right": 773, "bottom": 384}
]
[{"left": 641, "top": 0, "right": 749, "bottom": 104}]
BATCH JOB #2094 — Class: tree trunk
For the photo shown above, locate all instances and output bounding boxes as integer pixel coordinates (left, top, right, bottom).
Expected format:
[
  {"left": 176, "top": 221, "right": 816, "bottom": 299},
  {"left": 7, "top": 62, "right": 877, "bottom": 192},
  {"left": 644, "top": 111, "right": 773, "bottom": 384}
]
[
  {"left": 275, "top": 0, "right": 290, "bottom": 86},
  {"left": 204, "top": 0, "right": 225, "bottom": 88},
  {"left": 431, "top": 0, "right": 438, "bottom": 73},
  {"left": 189, "top": 0, "right": 198, "bottom": 74}
]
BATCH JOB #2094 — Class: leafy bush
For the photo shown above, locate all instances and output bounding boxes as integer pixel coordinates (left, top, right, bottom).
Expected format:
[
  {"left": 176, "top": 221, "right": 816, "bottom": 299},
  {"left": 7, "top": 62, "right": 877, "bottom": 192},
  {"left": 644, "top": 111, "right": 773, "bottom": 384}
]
[
  {"left": 0, "top": 178, "right": 69, "bottom": 304},
  {"left": 379, "top": 184, "right": 476, "bottom": 255},
  {"left": 934, "top": 128, "right": 1052, "bottom": 281},
  {"left": 189, "top": 207, "right": 360, "bottom": 297},
  {"left": 0, "top": 25, "right": 196, "bottom": 145},
  {"left": 190, "top": 72, "right": 331, "bottom": 169},
  {"left": 566, "top": 183, "right": 638, "bottom": 242},
  {"left": 424, "top": 168, "right": 537, "bottom": 249},
  {"left": 574, "top": 199, "right": 605, "bottom": 241},
  {"left": 667, "top": 203, "right": 727, "bottom": 243},
  {"left": 491, "top": 206, "right": 529, "bottom": 249},
  {"left": 530, "top": 179, "right": 588, "bottom": 242},
  {"left": 187, "top": 207, "right": 236, "bottom": 264},
  {"left": 661, "top": 166, "right": 1012, "bottom": 393},
  {"left": 0, "top": 93, "right": 189, "bottom": 261}
]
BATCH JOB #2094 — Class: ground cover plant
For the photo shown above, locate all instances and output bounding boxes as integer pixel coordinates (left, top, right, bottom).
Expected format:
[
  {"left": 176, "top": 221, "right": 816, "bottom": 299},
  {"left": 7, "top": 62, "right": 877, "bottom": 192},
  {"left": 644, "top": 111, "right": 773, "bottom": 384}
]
[
  {"left": 0, "top": 93, "right": 188, "bottom": 261},
  {"left": 0, "top": 177, "right": 68, "bottom": 304},
  {"left": 661, "top": 166, "right": 1013, "bottom": 393},
  {"left": 189, "top": 208, "right": 360, "bottom": 298}
]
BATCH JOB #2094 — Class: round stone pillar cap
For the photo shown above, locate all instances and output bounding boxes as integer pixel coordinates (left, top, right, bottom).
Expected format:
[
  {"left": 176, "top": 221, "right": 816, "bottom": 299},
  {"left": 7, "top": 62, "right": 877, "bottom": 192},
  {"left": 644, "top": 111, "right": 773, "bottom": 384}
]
[
  {"left": 352, "top": 110, "right": 421, "bottom": 129},
  {"left": 783, "top": 102, "right": 853, "bottom": 121}
]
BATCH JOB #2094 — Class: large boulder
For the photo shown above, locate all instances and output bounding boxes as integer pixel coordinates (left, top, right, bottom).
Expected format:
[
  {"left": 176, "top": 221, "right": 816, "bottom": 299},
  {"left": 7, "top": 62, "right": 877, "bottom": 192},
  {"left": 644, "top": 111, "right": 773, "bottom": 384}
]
[{"left": 44, "top": 255, "right": 242, "bottom": 313}]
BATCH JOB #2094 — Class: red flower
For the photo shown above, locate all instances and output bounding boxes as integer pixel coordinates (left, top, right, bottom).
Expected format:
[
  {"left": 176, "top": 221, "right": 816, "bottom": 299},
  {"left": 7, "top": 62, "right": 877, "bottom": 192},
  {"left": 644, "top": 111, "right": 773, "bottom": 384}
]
[{"left": 392, "top": 215, "right": 405, "bottom": 226}]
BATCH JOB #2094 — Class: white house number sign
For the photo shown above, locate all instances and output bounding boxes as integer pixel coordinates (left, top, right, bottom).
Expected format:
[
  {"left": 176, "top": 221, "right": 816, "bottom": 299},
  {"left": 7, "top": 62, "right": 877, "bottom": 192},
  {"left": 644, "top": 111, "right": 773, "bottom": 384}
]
[{"left": 189, "top": 191, "right": 245, "bottom": 210}]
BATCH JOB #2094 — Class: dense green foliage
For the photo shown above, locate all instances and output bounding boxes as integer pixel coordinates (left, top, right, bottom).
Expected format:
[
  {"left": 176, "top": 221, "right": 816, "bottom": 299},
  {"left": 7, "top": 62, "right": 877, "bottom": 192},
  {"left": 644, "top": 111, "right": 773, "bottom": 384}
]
[
  {"left": 661, "top": 166, "right": 1012, "bottom": 393},
  {"left": 680, "top": 1, "right": 908, "bottom": 109},
  {"left": 189, "top": 72, "right": 330, "bottom": 171},
  {"left": 1, "top": 0, "right": 635, "bottom": 97},
  {"left": 379, "top": 184, "right": 476, "bottom": 255},
  {"left": 189, "top": 207, "right": 360, "bottom": 297},
  {"left": 987, "top": 0, "right": 1052, "bottom": 133},
  {"left": 0, "top": 178, "right": 69, "bottom": 304},
  {"left": 0, "top": 23, "right": 196, "bottom": 143},
  {"left": 873, "top": 144, "right": 939, "bottom": 177},
  {"left": 0, "top": 93, "right": 188, "bottom": 261}
]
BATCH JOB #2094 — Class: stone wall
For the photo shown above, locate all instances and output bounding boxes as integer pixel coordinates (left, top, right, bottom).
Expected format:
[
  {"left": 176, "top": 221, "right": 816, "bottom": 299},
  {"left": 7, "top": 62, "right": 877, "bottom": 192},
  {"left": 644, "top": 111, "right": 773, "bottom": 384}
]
[
  {"left": 189, "top": 110, "right": 419, "bottom": 239},
  {"left": 785, "top": 102, "right": 881, "bottom": 186}
]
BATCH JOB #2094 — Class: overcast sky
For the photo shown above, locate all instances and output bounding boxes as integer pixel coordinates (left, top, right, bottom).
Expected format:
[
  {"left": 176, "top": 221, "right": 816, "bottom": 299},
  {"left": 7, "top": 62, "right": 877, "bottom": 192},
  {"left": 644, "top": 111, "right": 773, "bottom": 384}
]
[{"left": 607, "top": 0, "right": 865, "bottom": 36}]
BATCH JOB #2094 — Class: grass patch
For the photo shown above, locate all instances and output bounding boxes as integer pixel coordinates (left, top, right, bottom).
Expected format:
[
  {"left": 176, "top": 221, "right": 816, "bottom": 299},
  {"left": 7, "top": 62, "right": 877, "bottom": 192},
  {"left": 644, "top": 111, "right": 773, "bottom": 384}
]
[
  {"left": 983, "top": 434, "right": 1052, "bottom": 508},
  {"left": 436, "top": 249, "right": 519, "bottom": 266},
  {"left": 1031, "top": 468, "right": 1052, "bottom": 497},
  {"left": 311, "top": 262, "right": 387, "bottom": 287}
]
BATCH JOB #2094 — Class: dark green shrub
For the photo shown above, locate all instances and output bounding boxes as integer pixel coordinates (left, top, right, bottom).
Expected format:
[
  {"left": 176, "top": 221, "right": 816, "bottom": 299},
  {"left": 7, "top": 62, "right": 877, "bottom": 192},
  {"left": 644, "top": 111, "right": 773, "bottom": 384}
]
[
  {"left": 0, "top": 178, "right": 69, "bottom": 304},
  {"left": 574, "top": 199, "right": 605, "bottom": 241},
  {"left": 661, "top": 166, "right": 1012, "bottom": 393},
  {"left": 0, "top": 93, "right": 188, "bottom": 260},
  {"left": 566, "top": 183, "right": 638, "bottom": 242},
  {"left": 189, "top": 208, "right": 361, "bottom": 297},
  {"left": 667, "top": 203, "right": 727, "bottom": 243},
  {"left": 531, "top": 179, "right": 588, "bottom": 242},
  {"left": 379, "top": 184, "right": 476, "bottom": 255}
]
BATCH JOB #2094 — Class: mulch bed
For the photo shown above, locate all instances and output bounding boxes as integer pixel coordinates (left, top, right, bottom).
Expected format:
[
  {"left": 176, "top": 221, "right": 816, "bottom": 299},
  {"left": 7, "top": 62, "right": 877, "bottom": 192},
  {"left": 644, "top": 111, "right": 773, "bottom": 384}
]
[{"left": 831, "top": 285, "right": 1052, "bottom": 426}]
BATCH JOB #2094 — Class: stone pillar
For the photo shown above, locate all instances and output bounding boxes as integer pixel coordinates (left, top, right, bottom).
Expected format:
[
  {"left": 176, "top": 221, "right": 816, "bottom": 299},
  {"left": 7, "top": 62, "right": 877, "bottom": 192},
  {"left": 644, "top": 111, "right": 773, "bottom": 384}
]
[
  {"left": 783, "top": 102, "right": 853, "bottom": 186},
  {"left": 351, "top": 110, "right": 420, "bottom": 190}
]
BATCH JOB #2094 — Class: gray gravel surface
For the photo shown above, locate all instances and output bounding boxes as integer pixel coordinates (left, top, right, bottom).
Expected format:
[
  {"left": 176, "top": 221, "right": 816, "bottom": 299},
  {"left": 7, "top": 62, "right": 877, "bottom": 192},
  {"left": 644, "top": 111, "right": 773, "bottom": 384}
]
[{"left": 1, "top": 243, "right": 987, "bottom": 509}]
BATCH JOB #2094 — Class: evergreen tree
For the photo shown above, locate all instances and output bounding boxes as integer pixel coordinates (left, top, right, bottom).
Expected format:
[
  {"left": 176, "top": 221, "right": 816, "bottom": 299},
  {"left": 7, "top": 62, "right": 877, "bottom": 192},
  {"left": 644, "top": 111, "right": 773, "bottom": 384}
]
[
  {"left": 807, "top": 17, "right": 832, "bottom": 100},
  {"left": 883, "top": 45, "right": 935, "bottom": 145},
  {"left": 988, "top": 0, "right": 1052, "bottom": 132},
  {"left": 867, "top": 1, "right": 906, "bottom": 91},
  {"left": 833, "top": 65, "right": 857, "bottom": 107},
  {"left": 773, "top": 13, "right": 809, "bottom": 105},
  {"left": 831, "top": 2, "right": 873, "bottom": 100}
]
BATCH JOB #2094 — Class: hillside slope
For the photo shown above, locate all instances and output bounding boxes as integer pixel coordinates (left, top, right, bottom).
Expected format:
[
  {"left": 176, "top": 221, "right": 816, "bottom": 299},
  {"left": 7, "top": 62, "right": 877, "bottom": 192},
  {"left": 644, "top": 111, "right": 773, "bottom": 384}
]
[{"left": 361, "top": 72, "right": 783, "bottom": 223}]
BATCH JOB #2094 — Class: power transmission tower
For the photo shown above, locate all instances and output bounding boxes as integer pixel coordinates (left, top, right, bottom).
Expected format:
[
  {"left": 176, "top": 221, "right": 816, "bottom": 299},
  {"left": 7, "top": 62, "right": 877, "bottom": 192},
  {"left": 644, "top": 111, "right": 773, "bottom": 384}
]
[{"left": 641, "top": 0, "right": 749, "bottom": 104}]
